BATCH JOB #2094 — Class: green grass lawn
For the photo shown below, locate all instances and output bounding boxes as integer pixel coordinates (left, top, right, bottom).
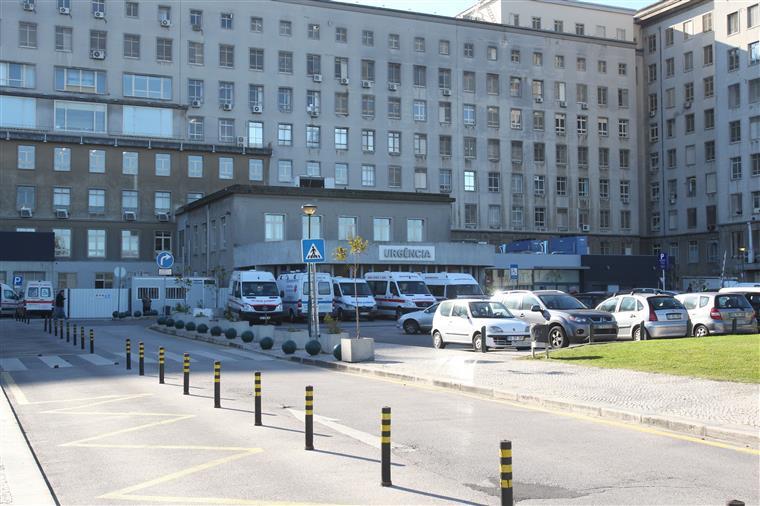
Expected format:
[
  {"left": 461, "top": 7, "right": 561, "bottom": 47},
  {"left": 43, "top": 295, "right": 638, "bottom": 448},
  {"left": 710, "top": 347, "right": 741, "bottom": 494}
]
[{"left": 535, "top": 334, "right": 760, "bottom": 383}]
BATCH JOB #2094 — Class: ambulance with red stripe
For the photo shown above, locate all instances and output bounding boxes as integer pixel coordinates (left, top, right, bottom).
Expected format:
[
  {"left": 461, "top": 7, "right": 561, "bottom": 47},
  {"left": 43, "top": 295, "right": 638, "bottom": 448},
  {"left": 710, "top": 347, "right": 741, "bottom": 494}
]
[
  {"left": 21, "top": 281, "right": 54, "bottom": 316},
  {"left": 364, "top": 272, "right": 436, "bottom": 319}
]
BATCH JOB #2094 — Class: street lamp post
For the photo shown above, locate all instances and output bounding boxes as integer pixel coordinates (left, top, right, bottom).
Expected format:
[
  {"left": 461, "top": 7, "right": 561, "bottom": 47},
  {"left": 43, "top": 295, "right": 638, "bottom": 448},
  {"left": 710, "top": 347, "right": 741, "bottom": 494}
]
[
  {"left": 739, "top": 247, "right": 746, "bottom": 281},
  {"left": 302, "top": 204, "right": 318, "bottom": 339}
]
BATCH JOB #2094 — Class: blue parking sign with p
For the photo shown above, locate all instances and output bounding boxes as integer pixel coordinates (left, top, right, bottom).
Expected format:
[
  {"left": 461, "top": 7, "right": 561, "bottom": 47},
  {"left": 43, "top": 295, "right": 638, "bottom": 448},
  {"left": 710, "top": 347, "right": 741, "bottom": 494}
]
[
  {"left": 509, "top": 264, "right": 519, "bottom": 280},
  {"left": 302, "top": 239, "right": 325, "bottom": 263},
  {"left": 12, "top": 275, "right": 23, "bottom": 287},
  {"left": 658, "top": 252, "right": 668, "bottom": 270}
]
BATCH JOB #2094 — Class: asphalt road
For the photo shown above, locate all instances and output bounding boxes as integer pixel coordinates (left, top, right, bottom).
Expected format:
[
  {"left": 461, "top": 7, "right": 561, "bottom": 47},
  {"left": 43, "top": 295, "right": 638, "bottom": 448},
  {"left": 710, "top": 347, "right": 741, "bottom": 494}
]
[{"left": 1, "top": 318, "right": 758, "bottom": 505}]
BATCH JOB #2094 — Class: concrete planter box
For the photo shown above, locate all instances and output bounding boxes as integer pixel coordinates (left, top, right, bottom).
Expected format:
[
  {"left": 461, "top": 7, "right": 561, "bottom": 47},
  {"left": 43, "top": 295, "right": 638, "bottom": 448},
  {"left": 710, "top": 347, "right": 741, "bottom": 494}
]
[
  {"left": 254, "top": 325, "right": 275, "bottom": 341},
  {"left": 320, "top": 332, "right": 349, "bottom": 354},
  {"left": 341, "top": 337, "right": 375, "bottom": 363},
  {"left": 276, "top": 329, "right": 310, "bottom": 349},
  {"left": 193, "top": 308, "right": 213, "bottom": 318}
]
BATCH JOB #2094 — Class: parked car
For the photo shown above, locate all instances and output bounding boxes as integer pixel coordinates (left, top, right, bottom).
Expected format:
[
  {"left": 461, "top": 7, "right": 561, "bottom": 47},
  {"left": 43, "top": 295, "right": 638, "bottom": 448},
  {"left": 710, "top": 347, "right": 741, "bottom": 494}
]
[
  {"left": 573, "top": 291, "right": 612, "bottom": 310},
  {"left": 20, "top": 281, "right": 54, "bottom": 316},
  {"left": 0, "top": 283, "right": 21, "bottom": 317},
  {"left": 431, "top": 299, "right": 531, "bottom": 351},
  {"left": 491, "top": 290, "right": 617, "bottom": 348},
  {"left": 422, "top": 273, "right": 484, "bottom": 301},
  {"left": 596, "top": 294, "right": 689, "bottom": 340},
  {"left": 718, "top": 287, "right": 760, "bottom": 332},
  {"left": 397, "top": 303, "right": 438, "bottom": 334},
  {"left": 675, "top": 292, "right": 757, "bottom": 336}
]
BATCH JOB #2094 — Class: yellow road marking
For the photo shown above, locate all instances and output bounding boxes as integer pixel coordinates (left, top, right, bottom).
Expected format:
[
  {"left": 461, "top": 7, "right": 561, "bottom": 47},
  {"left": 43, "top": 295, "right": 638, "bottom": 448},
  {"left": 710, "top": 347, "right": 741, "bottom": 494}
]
[
  {"left": 61, "top": 415, "right": 195, "bottom": 447},
  {"left": 70, "top": 444, "right": 262, "bottom": 451},
  {"left": 329, "top": 368, "right": 760, "bottom": 456},
  {"left": 0, "top": 372, "right": 29, "bottom": 405}
]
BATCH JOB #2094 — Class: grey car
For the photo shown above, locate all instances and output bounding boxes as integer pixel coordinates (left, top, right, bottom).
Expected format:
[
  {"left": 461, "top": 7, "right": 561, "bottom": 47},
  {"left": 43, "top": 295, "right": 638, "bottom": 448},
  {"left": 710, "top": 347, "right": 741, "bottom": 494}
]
[
  {"left": 397, "top": 303, "right": 439, "bottom": 334},
  {"left": 596, "top": 294, "right": 689, "bottom": 340},
  {"left": 675, "top": 292, "right": 757, "bottom": 336},
  {"left": 491, "top": 290, "right": 617, "bottom": 348}
]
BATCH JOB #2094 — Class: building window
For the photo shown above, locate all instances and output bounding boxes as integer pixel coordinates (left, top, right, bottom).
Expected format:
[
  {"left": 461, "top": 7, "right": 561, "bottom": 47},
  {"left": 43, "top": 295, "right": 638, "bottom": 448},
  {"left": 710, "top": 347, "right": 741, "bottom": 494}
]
[
  {"left": 464, "top": 137, "right": 476, "bottom": 159},
  {"left": 154, "top": 231, "right": 171, "bottom": 253},
  {"left": 278, "top": 160, "right": 292, "bottom": 182},
  {"left": 53, "top": 229, "right": 71, "bottom": 258},
  {"left": 19, "top": 22, "right": 38, "bottom": 49},
  {"left": 188, "top": 117, "right": 204, "bottom": 141},
  {"left": 306, "top": 125, "right": 320, "bottom": 148},
  {"left": 727, "top": 11, "right": 739, "bottom": 35},
  {"left": 332, "top": 163, "right": 347, "bottom": 185},
  {"left": 123, "top": 73, "right": 172, "bottom": 100},
  {"left": 388, "top": 33, "right": 400, "bottom": 50},
  {"left": 488, "top": 172, "right": 501, "bottom": 193},
  {"left": 188, "top": 41, "right": 204, "bottom": 65},
  {"left": 730, "top": 120, "right": 741, "bottom": 142},
  {"left": 278, "top": 51, "right": 293, "bottom": 74},
  {"left": 248, "top": 159, "right": 263, "bottom": 181},
  {"left": 154, "top": 153, "right": 170, "bottom": 176},
  {"left": 407, "top": 219, "right": 424, "bottom": 242},
  {"left": 387, "top": 131, "right": 401, "bottom": 155},
  {"left": 362, "top": 30, "right": 374, "bottom": 47},
  {"left": 278, "top": 87, "right": 293, "bottom": 112},
  {"left": 372, "top": 218, "right": 391, "bottom": 242},
  {"left": 219, "top": 44, "right": 234, "bottom": 68},
  {"left": 415, "top": 37, "right": 426, "bottom": 52},
  {"left": 336, "top": 27, "right": 348, "bottom": 43},
  {"left": 728, "top": 48, "right": 740, "bottom": 71},
  {"left": 463, "top": 42, "right": 474, "bottom": 58},
  {"left": 279, "top": 20, "right": 292, "bottom": 36},
  {"left": 87, "top": 229, "right": 106, "bottom": 258},
  {"left": 264, "top": 214, "right": 284, "bottom": 242},
  {"left": 154, "top": 191, "right": 171, "bottom": 213},
  {"left": 750, "top": 41, "right": 760, "bottom": 66},
  {"left": 218, "top": 119, "right": 234, "bottom": 143},
  {"left": 16, "top": 185, "right": 35, "bottom": 211},
  {"left": 121, "top": 230, "right": 139, "bottom": 259},
  {"left": 438, "top": 169, "right": 452, "bottom": 193},
  {"left": 749, "top": 4, "right": 759, "bottom": 27},
  {"left": 464, "top": 171, "right": 476, "bottom": 192},
  {"left": 218, "top": 157, "right": 233, "bottom": 179},
  {"left": 361, "top": 164, "right": 375, "bottom": 187},
  {"left": 388, "top": 166, "right": 401, "bottom": 188},
  {"left": 307, "top": 23, "right": 320, "bottom": 40},
  {"left": 339, "top": 217, "right": 358, "bottom": 240}
]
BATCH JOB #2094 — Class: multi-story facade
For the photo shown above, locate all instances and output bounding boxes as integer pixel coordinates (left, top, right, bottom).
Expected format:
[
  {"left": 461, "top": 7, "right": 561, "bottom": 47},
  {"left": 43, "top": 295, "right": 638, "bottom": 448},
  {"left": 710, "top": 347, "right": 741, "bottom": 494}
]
[
  {"left": 635, "top": 0, "right": 759, "bottom": 283},
  {"left": 0, "top": 0, "right": 642, "bottom": 287}
]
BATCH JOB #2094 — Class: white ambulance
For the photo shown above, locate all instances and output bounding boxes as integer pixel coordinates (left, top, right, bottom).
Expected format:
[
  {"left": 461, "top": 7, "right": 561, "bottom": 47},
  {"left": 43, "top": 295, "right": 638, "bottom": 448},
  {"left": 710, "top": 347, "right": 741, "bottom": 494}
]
[
  {"left": 227, "top": 270, "right": 283, "bottom": 324},
  {"left": 331, "top": 277, "right": 377, "bottom": 321},
  {"left": 21, "top": 281, "right": 55, "bottom": 316},
  {"left": 277, "top": 272, "right": 334, "bottom": 322},
  {"left": 422, "top": 272, "right": 485, "bottom": 301},
  {"left": 364, "top": 271, "right": 436, "bottom": 319}
]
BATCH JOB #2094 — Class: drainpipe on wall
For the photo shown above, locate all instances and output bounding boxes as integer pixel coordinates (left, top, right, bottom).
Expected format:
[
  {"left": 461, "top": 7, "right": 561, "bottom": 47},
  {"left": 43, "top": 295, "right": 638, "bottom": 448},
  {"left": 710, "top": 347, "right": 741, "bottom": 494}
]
[
  {"left": 206, "top": 205, "right": 211, "bottom": 275},
  {"left": 748, "top": 221, "right": 755, "bottom": 265}
]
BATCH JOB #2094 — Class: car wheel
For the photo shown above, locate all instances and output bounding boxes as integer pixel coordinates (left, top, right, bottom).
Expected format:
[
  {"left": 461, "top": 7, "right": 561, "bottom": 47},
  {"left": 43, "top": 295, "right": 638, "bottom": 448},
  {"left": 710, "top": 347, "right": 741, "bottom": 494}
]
[
  {"left": 548, "top": 326, "right": 568, "bottom": 348},
  {"left": 472, "top": 332, "right": 487, "bottom": 352},
  {"left": 633, "top": 325, "right": 648, "bottom": 341},
  {"left": 693, "top": 324, "right": 709, "bottom": 337},
  {"left": 432, "top": 331, "right": 446, "bottom": 349},
  {"left": 403, "top": 319, "right": 420, "bottom": 334}
]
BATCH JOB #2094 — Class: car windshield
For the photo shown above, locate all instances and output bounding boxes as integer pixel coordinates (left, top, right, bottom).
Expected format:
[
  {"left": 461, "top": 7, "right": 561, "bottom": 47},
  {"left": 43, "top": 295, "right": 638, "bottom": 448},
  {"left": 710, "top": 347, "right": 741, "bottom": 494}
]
[
  {"left": 340, "top": 282, "right": 372, "bottom": 296},
  {"left": 538, "top": 294, "right": 587, "bottom": 310},
  {"left": 468, "top": 301, "right": 513, "bottom": 318},
  {"left": 648, "top": 296, "right": 684, "bottom": 310},
  {"left": 423, "top": 303, "right": 440, "bottom": 314},
  {"left": 397, "top": 281, "right": 430, "bottom": 295},
  {"left": 450, "top": 284, "right": 484, "bottom": 296},
  {"left": 241, "top": 282, "right": 279, "bottom": 297},
  {"left": 715, "top": 294, "right": 752, "bottom": 309}
]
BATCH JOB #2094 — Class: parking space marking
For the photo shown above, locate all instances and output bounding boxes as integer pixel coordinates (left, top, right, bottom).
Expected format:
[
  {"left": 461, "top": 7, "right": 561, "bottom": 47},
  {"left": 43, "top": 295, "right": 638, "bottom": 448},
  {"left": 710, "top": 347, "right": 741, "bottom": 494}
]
[
  {"left": 162, "top": 351, "right": 196, "bottom": 363},
  {"left": 38, "top": 355, "right": 73, "bottom": 368},
  {"left": 0, "top": 358, "right": 26, "bottom": 372}
]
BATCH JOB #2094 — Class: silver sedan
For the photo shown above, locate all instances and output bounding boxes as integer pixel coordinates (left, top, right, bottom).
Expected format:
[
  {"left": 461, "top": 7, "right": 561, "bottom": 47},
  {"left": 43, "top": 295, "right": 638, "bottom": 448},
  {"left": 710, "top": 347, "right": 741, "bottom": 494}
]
[{"left": 397, "top": 303, "right": 439, "bottom": 334}]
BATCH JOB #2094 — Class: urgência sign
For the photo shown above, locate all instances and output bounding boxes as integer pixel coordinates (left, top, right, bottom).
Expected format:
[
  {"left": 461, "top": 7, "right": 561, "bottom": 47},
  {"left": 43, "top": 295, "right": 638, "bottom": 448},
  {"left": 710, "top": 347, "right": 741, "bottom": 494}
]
[{"left": 378, "top": 245, "right": 435, "bottom": 262}]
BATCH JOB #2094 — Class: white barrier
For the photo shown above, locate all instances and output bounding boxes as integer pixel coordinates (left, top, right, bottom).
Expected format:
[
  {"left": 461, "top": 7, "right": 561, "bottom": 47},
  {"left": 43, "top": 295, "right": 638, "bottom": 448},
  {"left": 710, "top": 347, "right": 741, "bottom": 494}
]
[{"left": 67, "top": 289, "right": 129, "bottom": 319}]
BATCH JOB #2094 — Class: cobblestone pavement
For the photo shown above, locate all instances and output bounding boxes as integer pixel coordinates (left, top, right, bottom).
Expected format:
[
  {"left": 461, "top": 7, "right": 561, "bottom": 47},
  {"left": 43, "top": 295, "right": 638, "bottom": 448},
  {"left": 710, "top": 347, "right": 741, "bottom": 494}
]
[{"left": 324, "top": 343, "right": 760, "bottom": 431}]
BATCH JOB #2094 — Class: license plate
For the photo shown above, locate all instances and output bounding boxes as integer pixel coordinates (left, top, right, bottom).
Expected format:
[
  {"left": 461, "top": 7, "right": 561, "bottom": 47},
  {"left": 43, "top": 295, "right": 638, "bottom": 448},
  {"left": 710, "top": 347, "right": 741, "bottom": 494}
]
[
  {"left": 667, "top": 313, "right": 681, "bottom": 320},
  {"left": 594, "top": 325, "right": 613, "bottom": 330}
]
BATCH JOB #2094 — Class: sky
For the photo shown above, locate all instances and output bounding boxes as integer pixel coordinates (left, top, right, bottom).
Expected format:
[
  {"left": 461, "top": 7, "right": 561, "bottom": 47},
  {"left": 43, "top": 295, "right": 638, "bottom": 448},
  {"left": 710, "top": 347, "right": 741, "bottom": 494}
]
[{"left": 344, "top": 0, "right": 652, "bottom": 17}]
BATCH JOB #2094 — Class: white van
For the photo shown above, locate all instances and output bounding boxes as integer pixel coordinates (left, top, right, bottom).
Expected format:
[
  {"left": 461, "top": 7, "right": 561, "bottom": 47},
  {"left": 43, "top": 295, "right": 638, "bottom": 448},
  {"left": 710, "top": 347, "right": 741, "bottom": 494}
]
[
  {"left": 331, "top": 277, "right": 377, "bottom": 321},
  {"left": 364, "top": 271, "right": 436, "bottom": 318},
  {"left": 277, "top": 272, "right": 334, "bottom": 322},
  {"left": 1, "top": 283, "right": 21, "bottom": 317},
  {"left": 22, "top": 281, "right": 54, "bottom": 316},
  {"left": 227, "top": 270, "right": 283, "bottom": 324},
  {"left": 422, "top": 273, "right": 484, "bottom": 301}
]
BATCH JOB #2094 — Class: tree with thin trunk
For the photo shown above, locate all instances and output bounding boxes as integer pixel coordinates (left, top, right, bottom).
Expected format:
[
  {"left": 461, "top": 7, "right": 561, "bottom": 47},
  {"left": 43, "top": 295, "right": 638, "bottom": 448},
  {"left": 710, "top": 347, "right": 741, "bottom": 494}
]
[{"left": 333, "top": 235, "right": 369, "bottom": 338}]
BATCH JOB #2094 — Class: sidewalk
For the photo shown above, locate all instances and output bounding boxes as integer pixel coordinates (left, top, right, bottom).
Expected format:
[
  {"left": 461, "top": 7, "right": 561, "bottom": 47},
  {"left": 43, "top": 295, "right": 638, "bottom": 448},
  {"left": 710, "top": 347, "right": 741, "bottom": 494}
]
[{"left": 148, "top": 325, "right": 760, "bottom": 447}]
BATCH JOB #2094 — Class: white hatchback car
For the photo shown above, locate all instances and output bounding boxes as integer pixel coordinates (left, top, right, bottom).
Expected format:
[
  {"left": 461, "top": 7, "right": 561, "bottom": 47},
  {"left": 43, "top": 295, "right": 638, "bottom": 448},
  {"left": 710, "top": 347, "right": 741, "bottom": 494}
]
[{"left": 431, "top": 299, "right": 531, "bottom": 351}]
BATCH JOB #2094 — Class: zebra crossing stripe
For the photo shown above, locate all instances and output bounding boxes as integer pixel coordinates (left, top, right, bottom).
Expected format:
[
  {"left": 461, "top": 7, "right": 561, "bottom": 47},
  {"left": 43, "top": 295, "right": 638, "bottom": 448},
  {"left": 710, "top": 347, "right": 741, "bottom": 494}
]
[
  {"left": 78, "top": 354, "right": 115, "bottom": 366},
  {"left": 38, "top": 356, "right": 73, "bottom": 368},
  {"left": 0, "top": 358, "right": 26, "bottom": 372}
]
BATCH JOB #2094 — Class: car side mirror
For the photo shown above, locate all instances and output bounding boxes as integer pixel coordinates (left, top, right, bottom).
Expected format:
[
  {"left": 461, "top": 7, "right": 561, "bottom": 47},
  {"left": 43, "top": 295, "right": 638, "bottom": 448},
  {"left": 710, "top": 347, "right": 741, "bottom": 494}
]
[{"left": 530, "top": 305, "right": 542, "bottom": 312}]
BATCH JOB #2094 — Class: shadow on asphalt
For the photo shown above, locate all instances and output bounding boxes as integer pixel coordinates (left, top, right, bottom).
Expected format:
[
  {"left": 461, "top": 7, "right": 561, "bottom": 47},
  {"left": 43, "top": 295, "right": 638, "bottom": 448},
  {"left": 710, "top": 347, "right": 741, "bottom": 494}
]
[
  {"left": 261, "top": 424, "right": 333, "bottom": 438},
  {"left": 388, "top": 484, "right": 485, "bottom": 505},
  {"left": 313, "top": 448, "right": 405, "bottom": 467},
  {"left": 218, "top": 406, "right": 276, "bottom": 416},
  {"left": 550, "top": 356, "right": 603, "bottom": 361}
]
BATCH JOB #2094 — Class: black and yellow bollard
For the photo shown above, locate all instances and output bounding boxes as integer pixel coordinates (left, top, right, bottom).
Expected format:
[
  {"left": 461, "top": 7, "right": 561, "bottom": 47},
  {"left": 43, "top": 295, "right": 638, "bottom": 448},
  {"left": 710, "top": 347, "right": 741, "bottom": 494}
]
[
  {"left": 73, "top": 324, "right": 77, "bottom": 346},
  {"left": 254, "top": 372, "right": 262, "bottom": 426},
  {"left": 66, "top": 321, "right": 70, "bottom": 341},
  {"left": 158, "top": 347, "right": 165, "bottom": 384},
  {"left": 126, "top": 339, "right": 132, "bottom": 370},
  {"left": 81, "top": 328, "right": 86, "bottom": 350},
  {"left": 381, "top": 406, "right": 392, "bottom": 487},
  {"left": 89, "top": 329, "right": 94, "bottom": 354},
  {"left": 500, "top": 440, "right": 513, "bottom": 506},
  {"left": 183, "top": 353, "right": 190, "bottom": 395},
  {"left": 54, "top": 318, "right": 58, "bottom": 337},
  {"left": 138, "top": 342, "right": 145, "bottom": 376},
  {"left": 305, "top": 385, "right": 314, "bottom": 450},
  {"left": 213, "top": 361, "right": 221, "bottom": 408}
]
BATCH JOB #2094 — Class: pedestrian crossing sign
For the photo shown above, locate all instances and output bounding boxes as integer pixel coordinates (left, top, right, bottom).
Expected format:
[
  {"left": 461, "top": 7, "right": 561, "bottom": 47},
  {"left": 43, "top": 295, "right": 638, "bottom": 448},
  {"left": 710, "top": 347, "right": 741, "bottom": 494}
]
[{"left": 301, "top": 239, "right": 326, "bottom": 263}]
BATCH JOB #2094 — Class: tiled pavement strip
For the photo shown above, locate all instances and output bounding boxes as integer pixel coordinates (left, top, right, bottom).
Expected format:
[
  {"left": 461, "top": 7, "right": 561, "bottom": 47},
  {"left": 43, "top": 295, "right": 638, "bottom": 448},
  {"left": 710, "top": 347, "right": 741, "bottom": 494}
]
[{"left": 148, "top": 325, "right": 760, "bottom": 447}]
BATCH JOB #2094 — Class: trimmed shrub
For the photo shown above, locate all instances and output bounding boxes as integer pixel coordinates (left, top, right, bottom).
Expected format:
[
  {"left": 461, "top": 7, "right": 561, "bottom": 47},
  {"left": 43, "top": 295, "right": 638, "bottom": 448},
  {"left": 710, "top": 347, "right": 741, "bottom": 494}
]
[
  {"left": 305, "top": 340, "right": 321, "bottom": 356},
  {"left": 157, "top": 316, "right": 167, "bottom": 326},
  {"left": 259, "top": 337, "right": 274, "bottom": 350},
  {"left": 120, "top": 311, "right": 129, "bottom": 318},
  {"left": 241, "top": 330, "right": 254, "bottom": 343},
  {"left": 175, "top": 320, "right": 185, "bottom": 329},
  {"left": 332, "top": 344, "right": 342, "bottom": 361},
  {"left": 165, "top": 318, "right": 175, "bottom": 327},
  {"left": 185, "top": 321, "right": 196, "bottom": 331},
  {"left": 281, "top": 340, "right": 297, "bottom": 355},
  {"left": 225, "top": 328, "right": 237, "bottom": 340},
  {"left": 133, "top": 311, "right": 142, "bottom": 318},
  {"left": 112, "top": 311, "right": 119, "bottom": 318},
  {"left": 196, "top": 323, "right": 208, "bottom": 334},
  {"left": 210, "top": 326, "right": 223, "bottom": 336}
]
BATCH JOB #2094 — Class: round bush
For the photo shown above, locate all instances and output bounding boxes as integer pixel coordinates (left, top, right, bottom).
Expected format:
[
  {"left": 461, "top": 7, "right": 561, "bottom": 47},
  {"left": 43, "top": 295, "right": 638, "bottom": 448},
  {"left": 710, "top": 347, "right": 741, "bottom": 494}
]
[
  {"left": 305, "top": 340, "right": 321, "bottom": 356},
  {"left": 112, "top": 311, "right": 119, "bottom": 318},
  {"left": 165, "top": 318, "right": 175, "bottom": 327},
  {"left": 185, "top": 321, "right": 196, "bottom": 331},
  {"left": 196, "top": 323, "right": 208, "bottom": 334},
  {"left": 225, "top": 328, "right": 237, "bottom": 340},
  {"left": 175, "top": 320, "right": 185, "bottom": 329},
  {"left": 241, "top": 330, "right": 254, "bottom": 343},
  {"left": 210, "top": 326, "right": 222, "bottom": 336},
  {"left": 148, "top": 310, "right": 159, "bottom": 316},
  {"left": 332, "top": 344, "right": 342, "bottom": 361},
  {"left": 259, "top": 337, "right": 274, "bottom": 350},
  {"left": 281, "top": 340, "right": 297, "bottom": 355},
  {"left": 133, "top": 310, "right": 142, "bottom": 318},
  {"left": 157, "top": 316, "right": 167, "bottom": 325}
]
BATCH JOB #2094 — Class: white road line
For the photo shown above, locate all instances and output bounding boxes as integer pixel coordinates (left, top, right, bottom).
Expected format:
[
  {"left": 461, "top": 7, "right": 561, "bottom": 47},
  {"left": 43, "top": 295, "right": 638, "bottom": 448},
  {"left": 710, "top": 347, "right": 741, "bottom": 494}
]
[
  {"left": 0, "top": 358, "right": 27, "bottom": 372},
  {"left": 189, "top": 350, "right": 238, "bottom": 362},
  {"left": 211, "top": 348, "right": 274, "bottom": 361},
  {"left": 78, "top": 354, "right": 116, "bottom": 366},
  {"left": 38, "top": 355, "right": 73, "bottom": 368}
]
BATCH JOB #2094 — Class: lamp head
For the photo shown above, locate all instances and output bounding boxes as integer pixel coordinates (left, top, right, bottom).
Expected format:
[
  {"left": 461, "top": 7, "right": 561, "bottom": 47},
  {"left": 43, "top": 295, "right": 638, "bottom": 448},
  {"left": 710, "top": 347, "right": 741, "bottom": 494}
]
[{"left": 301, "top": 203, "right": 318, "bottom": 216}]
